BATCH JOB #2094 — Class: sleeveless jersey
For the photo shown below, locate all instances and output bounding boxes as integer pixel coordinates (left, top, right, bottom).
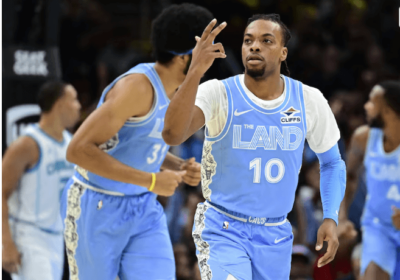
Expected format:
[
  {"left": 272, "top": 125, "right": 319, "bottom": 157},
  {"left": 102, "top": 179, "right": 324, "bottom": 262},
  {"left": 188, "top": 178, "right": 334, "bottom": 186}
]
[
  {"left": 363, "top": 128, "right": 400, "bottom": 226},
  {"left": 201, "top": 75, "right": 307, "bottom": 218},
  {"left": 75, "top": 63, "right": 170, "bottom": 195},
  {"left": 8, "top": 124, "right": 74, "bottom": 233}
]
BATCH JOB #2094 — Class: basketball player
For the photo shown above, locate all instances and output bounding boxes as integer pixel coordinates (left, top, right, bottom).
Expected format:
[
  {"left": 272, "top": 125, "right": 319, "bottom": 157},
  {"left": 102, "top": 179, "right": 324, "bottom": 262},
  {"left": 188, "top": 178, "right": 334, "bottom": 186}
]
[
  {"left": 2, "top": 81, "right": 81, "bottom": 279},
  {"left": 340, "top": 81, "right": 400, "bottom": 280},
  {"left": 61, "top": 4, "right": 212, "bottom": 280},
  {"left": 163, "top": 14, "right": 346, "bottom": 279}
]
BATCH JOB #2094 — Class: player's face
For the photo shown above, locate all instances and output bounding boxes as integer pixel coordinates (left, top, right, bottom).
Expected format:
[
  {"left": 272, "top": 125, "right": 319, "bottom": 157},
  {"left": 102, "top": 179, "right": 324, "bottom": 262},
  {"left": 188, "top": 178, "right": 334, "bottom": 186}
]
[
  {"left": 242, "top": 20, "right": 287, "bottom": 79},
  {"left": 59, "top": 85, "right": 81, "bottom": 128},
  {"left": 365, "top": 85, "right": 385, "bottom": 128}
]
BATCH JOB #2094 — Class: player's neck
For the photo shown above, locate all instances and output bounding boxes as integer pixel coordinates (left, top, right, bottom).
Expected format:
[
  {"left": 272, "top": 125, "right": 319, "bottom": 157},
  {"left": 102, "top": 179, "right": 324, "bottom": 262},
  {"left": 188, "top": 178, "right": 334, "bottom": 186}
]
[
  {"left": 154, "top": 62, "right": 184, "bottom": 100},
  {"left": 383, "top": 119, "right": 400, "bottom": 152},
  {"left": 39, "top": 114, "right": 65, "bottom": 142},
  {"left": 244, "top": 71, "right": 284, "bottom": 101}
]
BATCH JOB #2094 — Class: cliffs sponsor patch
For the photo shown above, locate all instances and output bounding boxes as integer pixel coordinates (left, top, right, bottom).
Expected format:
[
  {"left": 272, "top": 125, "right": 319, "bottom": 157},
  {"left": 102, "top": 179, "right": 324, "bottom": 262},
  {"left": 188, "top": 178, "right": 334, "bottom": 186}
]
[{"left": 281, "top": 107, "right": 301, "bottom": 124}]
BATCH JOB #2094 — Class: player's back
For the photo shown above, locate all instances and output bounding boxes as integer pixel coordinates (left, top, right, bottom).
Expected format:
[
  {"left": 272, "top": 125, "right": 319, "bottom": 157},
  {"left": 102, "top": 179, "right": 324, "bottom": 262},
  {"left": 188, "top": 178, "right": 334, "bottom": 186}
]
[
  {"left": 75, "top": 63, "right": 170, "bottom": 195},
  {"left": 363, "top": 128, "right": 400, "bottom": 226},
  {"left": 8, "top": 124, "right": 74, "bottom": 233}
]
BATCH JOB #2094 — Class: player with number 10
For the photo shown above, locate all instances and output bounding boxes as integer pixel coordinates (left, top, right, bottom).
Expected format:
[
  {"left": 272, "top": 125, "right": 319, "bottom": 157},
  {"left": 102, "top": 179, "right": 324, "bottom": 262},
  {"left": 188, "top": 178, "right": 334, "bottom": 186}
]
[{"left": 163, "top": 14, "right": 346, "bottom": 279}]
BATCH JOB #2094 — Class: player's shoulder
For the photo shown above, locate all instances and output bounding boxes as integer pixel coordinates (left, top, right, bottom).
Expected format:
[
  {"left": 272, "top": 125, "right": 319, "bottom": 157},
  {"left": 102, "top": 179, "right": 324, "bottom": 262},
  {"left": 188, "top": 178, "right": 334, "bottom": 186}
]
[
  {"left": 301, "top": 83, "right": 326, "bottom": 102},
  {"left": 351, "top": 125, "right": 370, "bottom": 150},
  {"left": 198, "top": 78, "right": 226, "bottom": 95},
  {"left": 5, "top": 135, "right": 40, "bottom": 161},
  {"left": 107, "top": 73, "right": 153, "bottom": 102}
]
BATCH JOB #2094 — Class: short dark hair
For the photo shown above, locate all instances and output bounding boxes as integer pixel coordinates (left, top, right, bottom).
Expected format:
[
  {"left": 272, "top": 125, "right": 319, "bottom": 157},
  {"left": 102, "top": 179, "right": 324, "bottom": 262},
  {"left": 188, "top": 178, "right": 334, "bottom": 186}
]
[
  {"left": 380, "top": 80, "right": 400, "bottom": 117},
  {"left": 246, "top": 14, "right": 292, "bottom": 76},
  {"left": 151, "top": 3, "right": 213, "bottom": 64},
  {"left": 37, "top": 80, "right": 68, "bottom": 113}
]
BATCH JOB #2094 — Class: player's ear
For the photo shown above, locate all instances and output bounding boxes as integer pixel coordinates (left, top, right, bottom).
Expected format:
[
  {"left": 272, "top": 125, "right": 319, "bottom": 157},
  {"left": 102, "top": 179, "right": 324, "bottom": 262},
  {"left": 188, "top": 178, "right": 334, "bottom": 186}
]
[
  {"left": 181, "top": 54, "right": 191, "bottom": 64},
  {"left": 280, "top": 47, "right": 288, "bottom": 63}
]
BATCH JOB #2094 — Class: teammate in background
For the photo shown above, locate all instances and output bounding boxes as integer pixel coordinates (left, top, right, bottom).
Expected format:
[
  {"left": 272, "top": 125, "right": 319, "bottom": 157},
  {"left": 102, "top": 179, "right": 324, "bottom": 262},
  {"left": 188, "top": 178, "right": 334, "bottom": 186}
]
[
  {"left": 2, "top": 81, "right": 81, "bottom": 279},
  {"left": 163, "top": 14, "right": 346, "bottom": 279},
  {"left": 62, "top": 4, "right": 211, "bottom": 280},
  {"left": 340, "top": 81, "right": 400, "bottom": 280}
]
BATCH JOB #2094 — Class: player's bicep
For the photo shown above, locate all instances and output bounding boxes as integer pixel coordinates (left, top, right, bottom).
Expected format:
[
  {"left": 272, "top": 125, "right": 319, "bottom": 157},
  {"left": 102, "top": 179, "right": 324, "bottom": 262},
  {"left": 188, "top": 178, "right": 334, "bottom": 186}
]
[
  {"left": 2, "top": 137, "right": 39, "bottom": 198},
  {"left": 71, "top": 100, "right": 129, "bottom": 148},
  {"left": 182, "top": 106, "right": 206, "bottom": 141},
  {"left": 71, "top": 75, "right": 152, "bottom": 148}
]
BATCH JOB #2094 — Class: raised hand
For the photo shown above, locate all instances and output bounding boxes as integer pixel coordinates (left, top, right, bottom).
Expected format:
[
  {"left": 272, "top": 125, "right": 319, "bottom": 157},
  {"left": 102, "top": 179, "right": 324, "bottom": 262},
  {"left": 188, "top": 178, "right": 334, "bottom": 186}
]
[
  {"left": 152, "top": 170, "right": 186, "bottom": 196},
  {"left": 180, "top": 157, "right": 201, "bottom": 186},
  {"left": 316, "top": 219, "right": 339, "bottom": 268},
  {"left": 189, "top": 19, "right": 227, "bottom": 76}
]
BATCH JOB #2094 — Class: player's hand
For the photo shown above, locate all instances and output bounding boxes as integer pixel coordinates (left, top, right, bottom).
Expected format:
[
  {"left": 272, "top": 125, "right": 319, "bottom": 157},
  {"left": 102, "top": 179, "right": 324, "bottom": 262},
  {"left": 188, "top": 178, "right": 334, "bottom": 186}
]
[
  {"left": 180, "top": 157, "right": 201, "bottom": 186},
  {"left": 189, "top": 19, "right": 227, "bottom": 76},
  {"left": 152, "top": 169, "right": 186, "bottom": 196},
  {"left": 2, "top": 240, "right": 21, "bottom": 274},
  {"left": 337, "top": 219, "right": 357, "bottom": 240},
  {"left": 392, "top": 206, "right": 400, "bottom": 230},
  {"left": 316, "top": 219, "right": 339, "bottom": 268}
]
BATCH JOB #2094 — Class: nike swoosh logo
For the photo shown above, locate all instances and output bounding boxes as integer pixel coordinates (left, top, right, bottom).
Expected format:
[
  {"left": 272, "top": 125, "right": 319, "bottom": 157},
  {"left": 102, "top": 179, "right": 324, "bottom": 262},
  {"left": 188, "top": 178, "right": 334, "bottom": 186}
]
[
  {"left": 234, "top": 109, "right": 253, "bottom": 116},
  {"left": 159, "top": 104, "right": 168, "bottom": 110},
  {"left": 274, "top": 236, "right": 290, "bottom": 244},
  {"left": 336, "top": 210, "right": 339, "bottom": 216}
]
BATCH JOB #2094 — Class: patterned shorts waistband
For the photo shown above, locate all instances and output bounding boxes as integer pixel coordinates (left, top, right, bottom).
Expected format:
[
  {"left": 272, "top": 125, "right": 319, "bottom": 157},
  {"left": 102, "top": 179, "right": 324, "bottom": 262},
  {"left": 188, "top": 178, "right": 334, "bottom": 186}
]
[
  {"left": 73, "top": 176, "right": 125, "bottom": 196},
  {"left": 205, "top": 201, "right": 288, "bottom": 226}
]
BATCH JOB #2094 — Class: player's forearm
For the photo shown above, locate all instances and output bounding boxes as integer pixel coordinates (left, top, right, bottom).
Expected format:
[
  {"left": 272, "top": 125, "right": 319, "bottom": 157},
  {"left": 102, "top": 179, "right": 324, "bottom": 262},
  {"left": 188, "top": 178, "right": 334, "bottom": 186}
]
[
  {"left": 339, "top": 175, "right": 358, "bottom": 221},
  {"left": 2, "top": 197, "right": 15, "bottom": 246},
  {"left": 317, "top": 143, "right": 346, "bottom": 225},
  {"left": 161, "top": 152, "right": 184, "bottom": 171},
  {"left": 67, "top": 143, "right": 152, "bottom": 188},
  {"left": 163, "top": 69, "right": 202, "bottom": 146}
]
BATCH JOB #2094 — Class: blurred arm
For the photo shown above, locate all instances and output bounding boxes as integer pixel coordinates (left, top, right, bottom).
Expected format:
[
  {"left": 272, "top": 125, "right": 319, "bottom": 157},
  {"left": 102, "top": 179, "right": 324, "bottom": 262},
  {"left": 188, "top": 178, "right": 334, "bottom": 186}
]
[
  {"left": 161, "top": 152, "right": 184, "bottom": 171},
  {"left": 2, "top": 137, "right": 39, "bottom": 249},
  {"left": 339, "top": 125, "right": 369, "bottom": 221}
]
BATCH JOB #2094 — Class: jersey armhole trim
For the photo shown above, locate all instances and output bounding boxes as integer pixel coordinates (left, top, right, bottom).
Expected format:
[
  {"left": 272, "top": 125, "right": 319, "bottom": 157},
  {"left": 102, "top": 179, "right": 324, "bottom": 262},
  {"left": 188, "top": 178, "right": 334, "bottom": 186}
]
[
  {"left": 24, "top": 134, "right": 42, "bottom": 173},
  {"left": 205, "top": 79, "right": 233, "bottom": 142},
  {"left": 123, "top": 66, "right": 161, "bottom": 127},
  {"left": 297, "top": 81, "right": 307, "bottom": 135}
]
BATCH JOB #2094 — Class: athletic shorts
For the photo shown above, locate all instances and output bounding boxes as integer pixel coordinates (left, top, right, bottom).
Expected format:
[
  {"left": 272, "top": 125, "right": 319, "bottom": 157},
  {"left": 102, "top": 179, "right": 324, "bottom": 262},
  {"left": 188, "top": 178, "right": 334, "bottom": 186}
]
[
  {"left": 361, "top": 220, "right": 400, "bottom": 279},
  {"left": 60, "top": 177, "right": 175, "bottom": 280},
  {"left": 192, "top": 202, "right": 293, "bottom": 280},
  {"left": 9, "top": 220, "right": 64, "bottom": 280}
]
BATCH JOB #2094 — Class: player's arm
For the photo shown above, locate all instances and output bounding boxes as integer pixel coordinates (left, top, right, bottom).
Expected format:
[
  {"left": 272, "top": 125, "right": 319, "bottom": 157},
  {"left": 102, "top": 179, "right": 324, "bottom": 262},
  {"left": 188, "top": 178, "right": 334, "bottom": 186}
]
[
  {"left": 339, "top": 125, "right": 369, "bottom": 221},
  {"left": 161, "top": 153, "right": 201, "bottom": 187},
  {"left": 2, "top": 136, "right": 39, "bottom": 273},
  {"left": 67, "top": 75, "right": 185, "bottom": 196},
  {"left": 304, "top": 86, "right": 346, "bottom": 267},
  {"left": 163, "top": 19, "right": 227, "bottom": 146}
]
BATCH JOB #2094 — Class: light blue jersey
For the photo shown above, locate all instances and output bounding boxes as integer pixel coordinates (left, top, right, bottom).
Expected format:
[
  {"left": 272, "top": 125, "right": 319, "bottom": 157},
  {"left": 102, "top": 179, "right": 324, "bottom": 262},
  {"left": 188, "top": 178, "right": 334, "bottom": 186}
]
[
  {"left": 361, "top": 128, "right": 400, "bottom": 278},
  {"left": 75, "top": 63, "right": 170, "bottom": 195},
  {"left": 201, "top": 75, "right": 307, "bottom": 219},
  {"left": 363, "top": 128, "right": 400, "bottom": 226}
]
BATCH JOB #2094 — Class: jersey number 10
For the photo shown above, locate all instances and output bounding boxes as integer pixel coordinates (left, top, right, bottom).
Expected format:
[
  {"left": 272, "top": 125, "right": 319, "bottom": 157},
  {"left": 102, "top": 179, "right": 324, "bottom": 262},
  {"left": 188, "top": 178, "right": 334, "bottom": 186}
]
[{"left": 249, "top": 158, "right": 285, "bottom": 184}]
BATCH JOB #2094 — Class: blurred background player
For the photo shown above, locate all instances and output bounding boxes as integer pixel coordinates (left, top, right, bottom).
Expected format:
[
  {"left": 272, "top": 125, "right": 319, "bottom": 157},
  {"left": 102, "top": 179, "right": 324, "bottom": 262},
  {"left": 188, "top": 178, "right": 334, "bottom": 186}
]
[
  {"left": 340, "top": 81, "right": 400, "bottom": 280},
  {"left": 2, "top": 81, "right": 81, "bottom": 280},
  {"left": 61, "top": 4, "right": 212, "bottom": 280},
  {"left": 163, "top": 14, "right": 346, "bottom": 279}
]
